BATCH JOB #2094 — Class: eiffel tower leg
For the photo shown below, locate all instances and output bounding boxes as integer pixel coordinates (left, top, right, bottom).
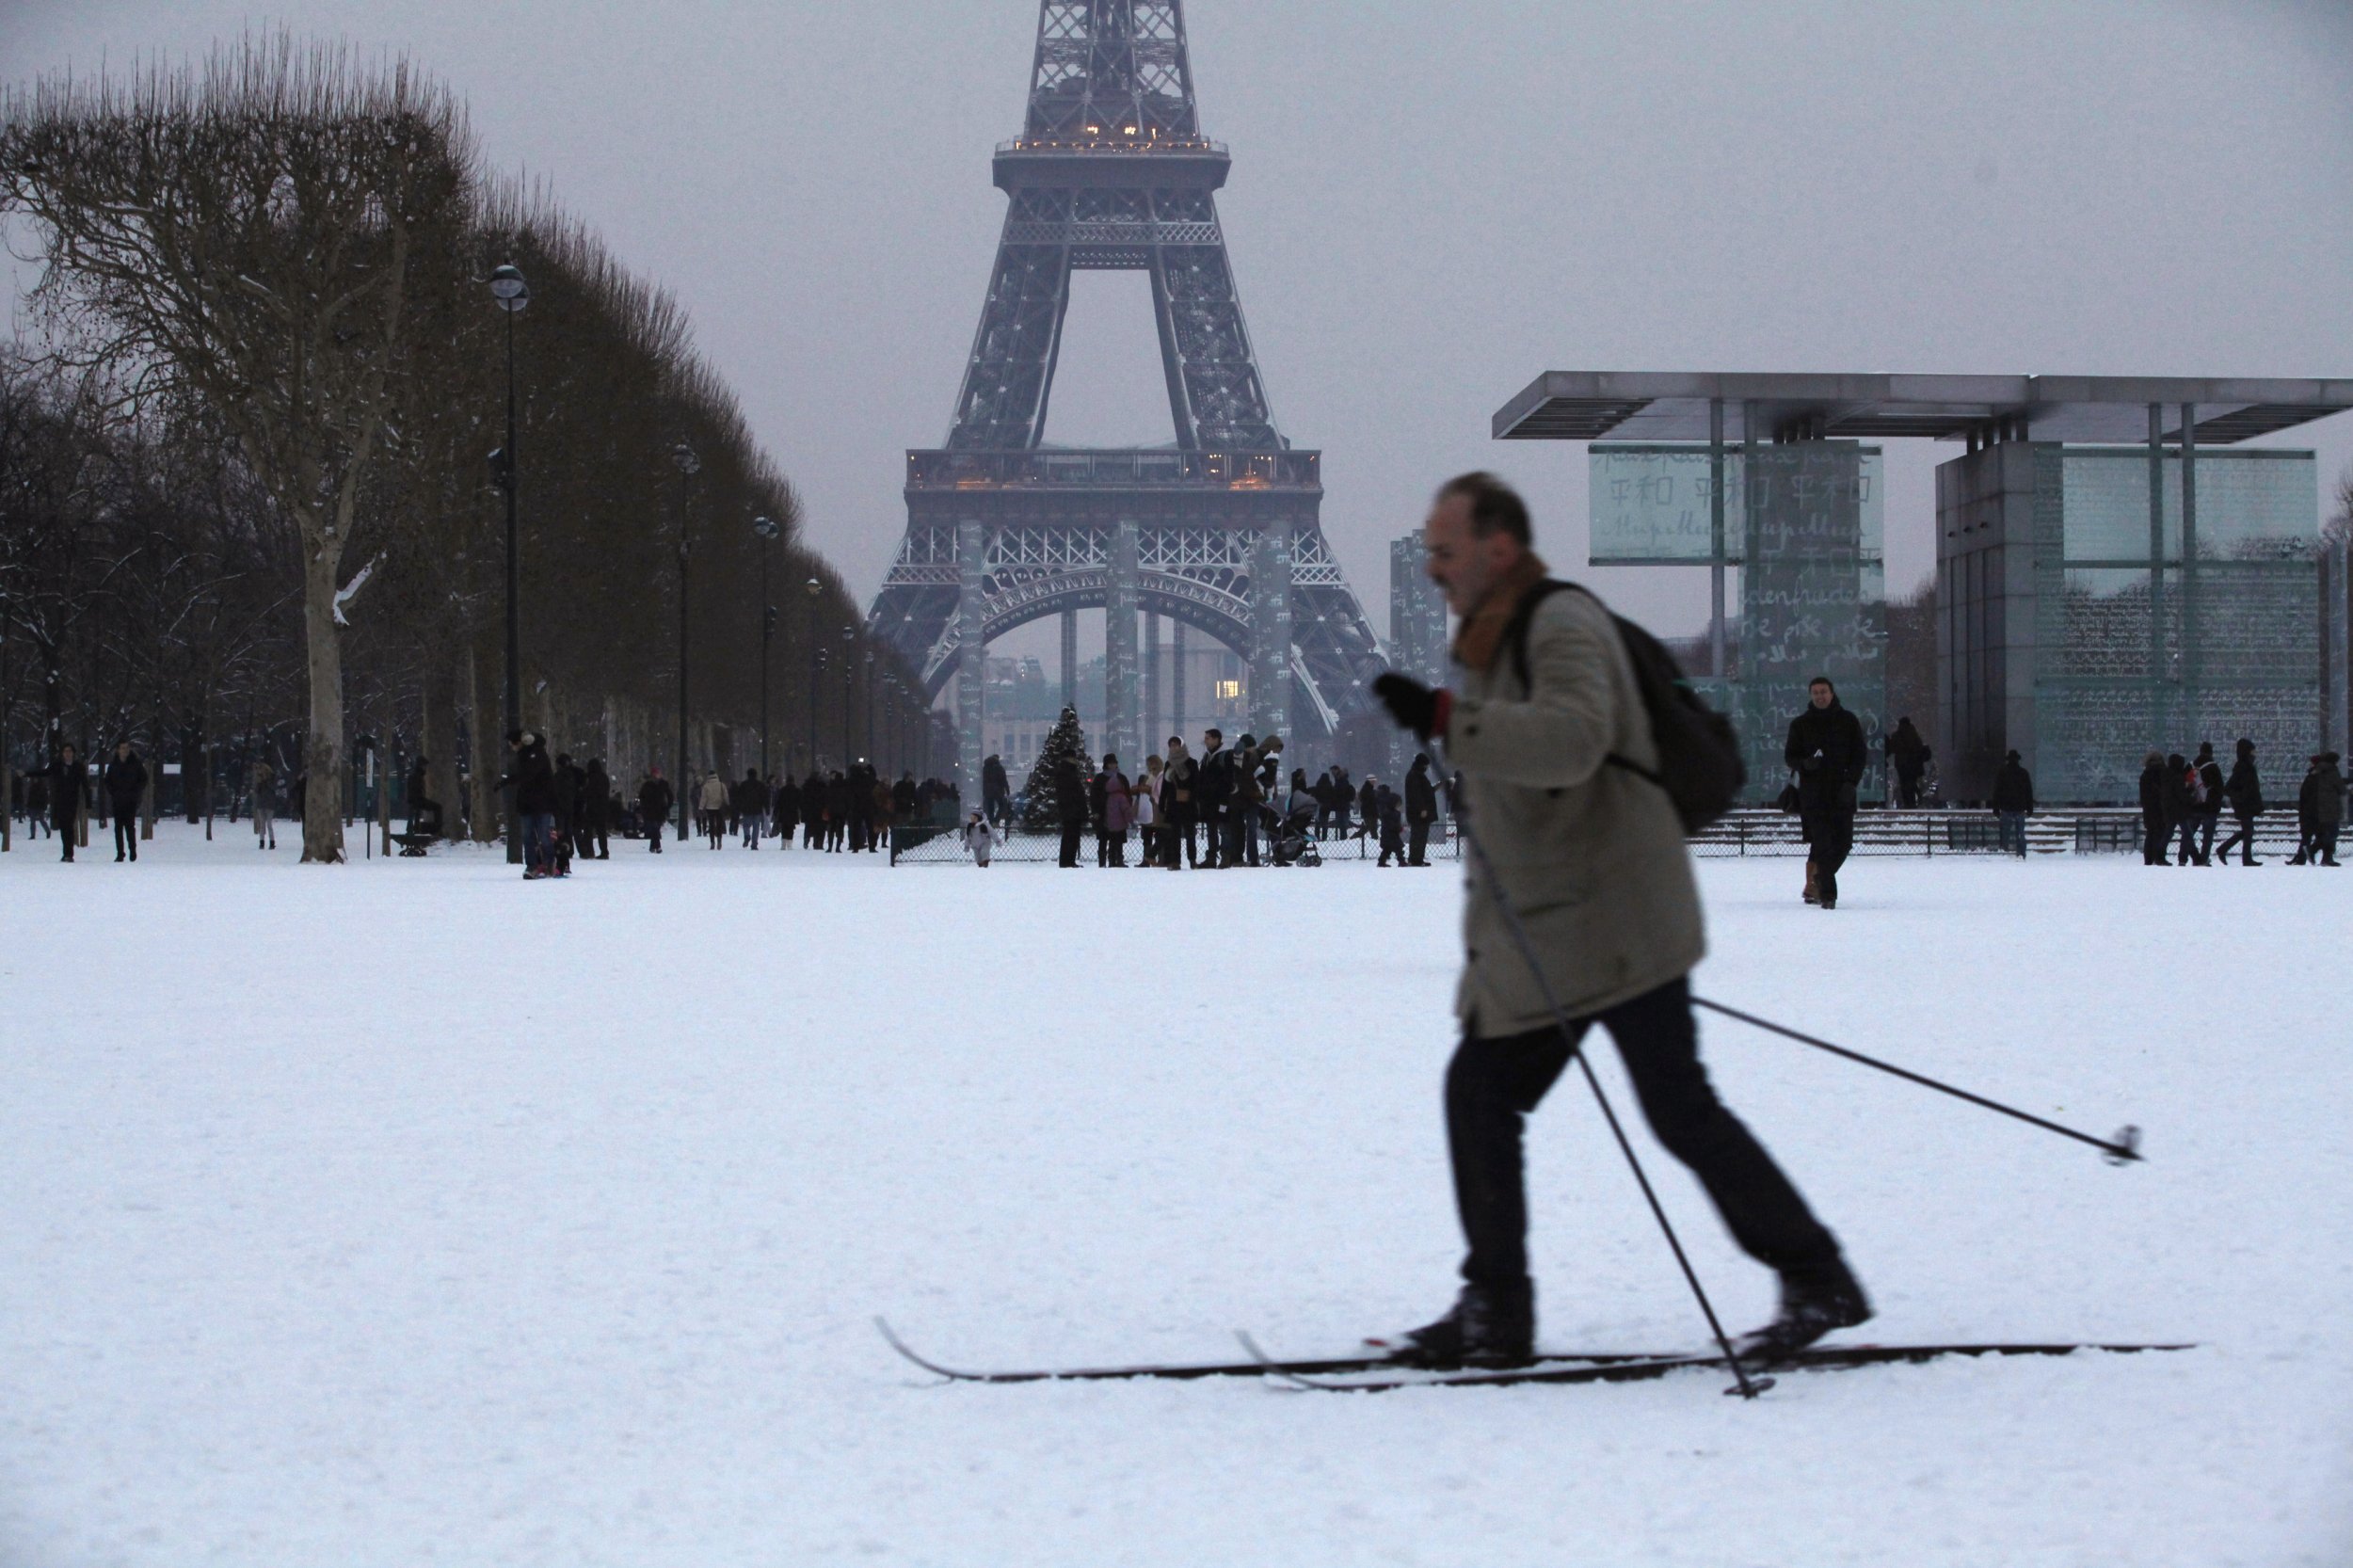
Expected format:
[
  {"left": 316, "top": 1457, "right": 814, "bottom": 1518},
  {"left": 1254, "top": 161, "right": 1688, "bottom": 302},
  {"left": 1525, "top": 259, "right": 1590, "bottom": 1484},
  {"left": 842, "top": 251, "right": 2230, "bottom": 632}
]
[
  {"left": 1107, "top": 520, "right": 1140, "bottom": 765},
  {"left": 1251, "top": 521, "right": 1292, "bottom": 743},
  {"left": 1144, "top": 611, "right": 1161, "bottom": 752},
  {"left": 1060, "top": 609, "right": 1078, "bottom": 712},
  {"left": 955, "top": 519, "right": 985, "bottom": 805},
  {"left": 1171, "top": 621, "right": 1188, "bottom": 741}
]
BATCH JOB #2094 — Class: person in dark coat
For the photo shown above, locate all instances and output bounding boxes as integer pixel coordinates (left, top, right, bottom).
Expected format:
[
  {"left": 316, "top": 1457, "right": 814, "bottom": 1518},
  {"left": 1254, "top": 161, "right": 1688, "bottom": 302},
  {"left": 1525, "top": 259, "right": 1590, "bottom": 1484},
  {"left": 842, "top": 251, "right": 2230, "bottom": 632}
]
[
  {"left": 1356, "top": 773, "right": 1378, "bottom": 844},
  {"left": 2190, "top": 742, "right": 2225, "bottom": 867},
  {"left": 1329, "top": 765, "right": 1353, "bottom": 840},
  {"left": 1989, "top": 749, "right": 2033, "bottom": 857},
  {"left": 637, "top": 765, "right": 674, "bottom": 853},
  {"left": 2213, "top": 739, "right": 2264, "bottom": 867},
  {"left": 733, "top": 769, "right": 767, "bottom": 848},
  {"left": 406, "top": 755, "right": 445, "bottom": 840},
  {"left": 1404, "top": 752, "right": 1440, "bottom": 866},
  {"left": 552, "top": 753, "right": 583, "bottom": 873},
  {"left": 1883, "top": 717, "right": 1930, "bottom": 809},
  {"left": 1194, "top": 728, "right": 1229, "bottom": 867},
  {"left": 825, "top": 771, "right": 852, "bottom": 852},
  {"left": 772, "top": 775, "right": 801, "bottom": 847},
  {"left": 42, "top": 742, "right": 88, "bottom": 861},
  {"left": 1053, "top": 755, "right": 1087, "bottom": 867},
  {"left": 2137, "top": 751, "right": 2169, "bottom": 865},
  {"left": 504, "top": 730, "right": 560, "bottom": 877},
  {"left": 982, "top": 753, "right": 1011, "bottom": 829},
  {"left": 801, "top": 768, "right": 826, "bottom": 847},
  {"left": 1784, "top": 677, "right": 1866, "bottom": 907},
  {"left": 104, "top": 741, "right": 149, "bottom": 862},
  {"left": 1374, "top": 781, "right": 1406, "bottom": 866},
  {"left": 580, "top": 760, "right": 612, "bottom": 858},
  {"left": 23, "top": 768, "right": 52, "bottom": 840},
  {"left": 1160, "top": 737, "right": 1197, "bottom": 868},
  {"left": 2163, "top": 753, "right": 2201, "bottom": 865},
  {"left": 2300, "top": 752, "right": 2344, "bottom": 866}
]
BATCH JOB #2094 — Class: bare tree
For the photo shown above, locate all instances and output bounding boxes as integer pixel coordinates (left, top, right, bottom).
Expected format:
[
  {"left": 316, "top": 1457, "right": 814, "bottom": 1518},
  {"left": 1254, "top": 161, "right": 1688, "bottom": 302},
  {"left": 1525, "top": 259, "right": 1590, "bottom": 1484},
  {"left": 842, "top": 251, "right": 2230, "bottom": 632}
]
[{"left": 3, "top": 35, "right": 478, "bottom": 859}]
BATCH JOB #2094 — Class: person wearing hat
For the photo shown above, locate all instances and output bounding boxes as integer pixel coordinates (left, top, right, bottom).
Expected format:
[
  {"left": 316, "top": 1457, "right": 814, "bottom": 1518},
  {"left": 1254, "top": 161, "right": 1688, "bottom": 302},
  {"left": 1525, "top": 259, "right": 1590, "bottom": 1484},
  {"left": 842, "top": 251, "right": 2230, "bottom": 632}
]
[
  {"left": 962, "top": 807, "right": 998, "bottom": 868},
  {"left": 1989, "top": 749, "right": 2034, "bottom": 857},
  {"left": 2213, "top": 739, "right": 2265, "bottom": 867},
  {"left": 2137, "top": 751, "right": 2169, "bottom": 865}
]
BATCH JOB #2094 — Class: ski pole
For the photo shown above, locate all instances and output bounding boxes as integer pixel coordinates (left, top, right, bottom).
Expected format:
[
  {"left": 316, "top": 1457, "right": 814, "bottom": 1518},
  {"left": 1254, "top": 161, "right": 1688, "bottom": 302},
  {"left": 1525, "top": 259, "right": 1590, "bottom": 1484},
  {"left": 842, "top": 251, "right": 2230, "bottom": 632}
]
[
  {"left": 1689, "top": 997, "right": 2143, "bottom": 1166},
  {"left": 1453, "top": 811, "right": 1769, "bottom": 1400}
]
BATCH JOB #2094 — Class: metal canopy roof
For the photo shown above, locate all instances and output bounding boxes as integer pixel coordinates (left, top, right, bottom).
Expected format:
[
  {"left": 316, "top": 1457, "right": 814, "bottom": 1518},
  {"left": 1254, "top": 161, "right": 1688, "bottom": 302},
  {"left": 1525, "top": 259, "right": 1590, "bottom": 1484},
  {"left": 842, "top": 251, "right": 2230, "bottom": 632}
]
[{"left": 1492, "top": 372, "right": 2353, "bottom": 445}]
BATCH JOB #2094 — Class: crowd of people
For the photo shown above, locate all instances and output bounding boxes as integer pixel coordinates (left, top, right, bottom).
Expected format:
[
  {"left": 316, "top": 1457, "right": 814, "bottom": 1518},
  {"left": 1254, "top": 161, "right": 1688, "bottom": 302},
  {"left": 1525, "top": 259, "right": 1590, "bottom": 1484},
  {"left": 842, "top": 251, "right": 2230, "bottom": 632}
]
[
  {"left": 2135, "top": 741, "right": 2344, "bottom": 867},
  {"left": 480, "top": 728, "right": 968, "bottom": 878},
  {"left": 968, "top": 728, "right": 1452, "bottom": 871}
]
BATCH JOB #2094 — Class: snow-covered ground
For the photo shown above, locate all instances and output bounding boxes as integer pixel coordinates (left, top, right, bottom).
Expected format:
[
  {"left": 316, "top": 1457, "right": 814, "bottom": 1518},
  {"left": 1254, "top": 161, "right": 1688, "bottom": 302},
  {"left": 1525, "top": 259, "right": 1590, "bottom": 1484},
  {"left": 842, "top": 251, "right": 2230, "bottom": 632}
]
[{"left": 2, "top": 824, "right": 2347, "bottom": 1567}]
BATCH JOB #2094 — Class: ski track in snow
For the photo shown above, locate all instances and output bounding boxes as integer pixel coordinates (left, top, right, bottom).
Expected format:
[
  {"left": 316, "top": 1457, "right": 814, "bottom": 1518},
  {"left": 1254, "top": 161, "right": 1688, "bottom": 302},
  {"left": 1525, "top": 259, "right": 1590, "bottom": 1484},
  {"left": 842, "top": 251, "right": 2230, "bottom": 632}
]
[{"left": 1, "top": 825, "right": 2347, "bottom": 1566}]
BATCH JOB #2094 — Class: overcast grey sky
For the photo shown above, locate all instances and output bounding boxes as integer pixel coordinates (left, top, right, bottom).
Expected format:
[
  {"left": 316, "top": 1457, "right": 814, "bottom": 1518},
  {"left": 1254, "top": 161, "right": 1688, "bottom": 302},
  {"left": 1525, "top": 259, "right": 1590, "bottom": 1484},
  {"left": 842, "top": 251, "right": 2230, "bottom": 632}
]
[{"left": 8, "top": 0, "right": 2352, "bottom": 648}]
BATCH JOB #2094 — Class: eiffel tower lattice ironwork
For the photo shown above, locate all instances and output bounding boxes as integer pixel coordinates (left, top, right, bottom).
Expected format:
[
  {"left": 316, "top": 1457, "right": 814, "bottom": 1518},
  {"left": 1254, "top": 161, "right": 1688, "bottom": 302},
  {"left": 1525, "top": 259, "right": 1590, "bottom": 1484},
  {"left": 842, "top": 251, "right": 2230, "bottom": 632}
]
[{"left": 869, "top": 0, "right": 1385, "bottom": 798}]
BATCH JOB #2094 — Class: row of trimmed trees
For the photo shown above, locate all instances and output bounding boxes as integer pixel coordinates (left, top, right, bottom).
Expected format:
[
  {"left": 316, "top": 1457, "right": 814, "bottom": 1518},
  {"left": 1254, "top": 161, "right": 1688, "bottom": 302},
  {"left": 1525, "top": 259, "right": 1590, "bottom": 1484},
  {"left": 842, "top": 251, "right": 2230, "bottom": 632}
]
[{"left": 1, "top": 34, "right": 936, "bottom": 860}]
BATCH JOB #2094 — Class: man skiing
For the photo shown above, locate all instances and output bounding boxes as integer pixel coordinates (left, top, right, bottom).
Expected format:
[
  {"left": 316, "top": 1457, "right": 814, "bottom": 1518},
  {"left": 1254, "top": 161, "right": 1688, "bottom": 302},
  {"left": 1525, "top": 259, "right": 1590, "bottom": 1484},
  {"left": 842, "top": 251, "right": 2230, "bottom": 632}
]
[{"left": 1369, "top": 471, "right": 1868, "bottom": 1369}]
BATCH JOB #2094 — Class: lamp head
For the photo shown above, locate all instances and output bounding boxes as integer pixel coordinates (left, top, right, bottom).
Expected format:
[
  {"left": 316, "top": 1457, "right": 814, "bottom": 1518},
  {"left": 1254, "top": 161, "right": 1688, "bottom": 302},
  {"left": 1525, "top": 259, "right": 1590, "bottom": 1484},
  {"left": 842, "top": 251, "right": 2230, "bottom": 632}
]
[
  {"left": 672, "top": 443, "right": 699, "bottom": 475},
  {"left": 488, "top": 264, "right": 529, "bottom": 312},
  {"left": 752, "top": 514, "right": 780, "bottom": 541}
]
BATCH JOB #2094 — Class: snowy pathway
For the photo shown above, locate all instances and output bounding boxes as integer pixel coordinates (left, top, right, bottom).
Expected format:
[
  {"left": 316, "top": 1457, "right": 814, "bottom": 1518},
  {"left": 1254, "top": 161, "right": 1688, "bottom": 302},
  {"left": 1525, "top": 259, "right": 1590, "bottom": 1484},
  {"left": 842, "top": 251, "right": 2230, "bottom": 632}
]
[{"left": 2, "top": 826, "right": 2346, "bottom": 1565}]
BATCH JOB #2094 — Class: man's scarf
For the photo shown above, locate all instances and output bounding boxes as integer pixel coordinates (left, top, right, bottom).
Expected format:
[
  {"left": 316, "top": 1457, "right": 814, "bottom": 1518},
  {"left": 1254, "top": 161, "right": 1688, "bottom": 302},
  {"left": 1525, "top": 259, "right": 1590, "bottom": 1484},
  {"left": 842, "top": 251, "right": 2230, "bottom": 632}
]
[{"left": 1449, "top": 552, "right": 1551, "bottom": 675}]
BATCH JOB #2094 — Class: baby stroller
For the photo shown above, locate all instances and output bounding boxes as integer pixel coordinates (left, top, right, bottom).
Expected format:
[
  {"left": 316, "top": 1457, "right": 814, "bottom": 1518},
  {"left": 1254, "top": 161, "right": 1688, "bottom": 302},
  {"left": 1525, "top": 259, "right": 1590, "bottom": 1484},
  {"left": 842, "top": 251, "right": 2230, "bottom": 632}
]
[{"left": 1271, "top": 801, "right": 1322, "bottom": 867}]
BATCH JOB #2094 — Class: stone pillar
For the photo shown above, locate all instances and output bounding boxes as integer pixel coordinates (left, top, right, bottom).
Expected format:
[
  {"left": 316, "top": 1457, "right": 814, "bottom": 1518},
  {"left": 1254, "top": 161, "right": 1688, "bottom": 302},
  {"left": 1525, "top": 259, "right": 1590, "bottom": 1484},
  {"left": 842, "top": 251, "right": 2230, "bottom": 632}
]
[
  {"left": 1250, "top": 520, "right": 1293, "bottom": 743},
  {"left": 1107, "top": 520, "right": 1141, "bottom": 765},
  {"left": 955, "top": 518, "right": 985, "bottom": 804},
  {"left": 1143, "top": 610, "right": 1162, "bottom": 754}
]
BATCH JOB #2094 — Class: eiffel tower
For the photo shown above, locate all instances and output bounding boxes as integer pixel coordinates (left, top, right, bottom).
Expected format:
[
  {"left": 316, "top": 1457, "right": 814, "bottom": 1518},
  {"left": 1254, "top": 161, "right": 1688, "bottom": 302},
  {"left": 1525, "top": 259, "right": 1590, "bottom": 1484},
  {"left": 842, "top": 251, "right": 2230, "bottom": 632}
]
[{"left": 869, "top": 0, "right": 1385, "bottom": 797}]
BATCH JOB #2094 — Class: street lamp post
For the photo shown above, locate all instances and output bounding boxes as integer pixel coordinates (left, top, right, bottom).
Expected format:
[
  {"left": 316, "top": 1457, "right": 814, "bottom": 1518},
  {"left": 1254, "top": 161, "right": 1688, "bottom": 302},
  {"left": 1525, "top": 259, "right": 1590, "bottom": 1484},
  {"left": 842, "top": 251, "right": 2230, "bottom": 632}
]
[
  {"left": 840, "top": 626, "right": 856, "bottom": 764},
  {"left": 487, "top": 263, "right": 529, "bottom": 863},
  {"left": 753, "top": 515, "right": 779, "bottom": 783},
  {"left": 863, "top": 650, "right": 875, "bottom": 776},
  {"left": 803, "top": 577, "right": 823, "bottom": 774},
  {"left": 673, "top": 443, "right": 699, "bottom": 845}
]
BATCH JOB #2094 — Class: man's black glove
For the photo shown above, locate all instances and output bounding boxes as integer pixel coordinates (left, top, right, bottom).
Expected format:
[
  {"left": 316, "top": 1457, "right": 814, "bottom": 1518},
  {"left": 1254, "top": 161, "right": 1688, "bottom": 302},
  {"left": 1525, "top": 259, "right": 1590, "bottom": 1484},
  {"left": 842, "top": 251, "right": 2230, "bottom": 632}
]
[{"left": 1372, "top": 672, "right": 1446, "bottom": 741}]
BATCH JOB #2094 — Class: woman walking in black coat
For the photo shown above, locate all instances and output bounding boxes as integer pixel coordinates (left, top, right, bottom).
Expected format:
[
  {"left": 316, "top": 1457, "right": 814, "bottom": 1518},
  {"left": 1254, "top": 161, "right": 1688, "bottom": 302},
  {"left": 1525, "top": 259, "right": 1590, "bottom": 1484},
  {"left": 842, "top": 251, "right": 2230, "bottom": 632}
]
[
  {"left": 2137, "top": 752, "right": 2168, "bottom": 865},
  {"left": 2213, "top": 739, "right": 2264, "bottom": 867}
]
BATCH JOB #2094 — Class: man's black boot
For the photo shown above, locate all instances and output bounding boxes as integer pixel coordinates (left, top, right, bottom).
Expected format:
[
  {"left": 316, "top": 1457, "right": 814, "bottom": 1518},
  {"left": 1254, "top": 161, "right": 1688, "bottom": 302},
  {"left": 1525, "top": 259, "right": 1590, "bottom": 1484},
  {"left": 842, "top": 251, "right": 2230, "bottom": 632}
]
[
  {"left": 1734, "top": 1263, "right": 1871, "bottom": 1368},
  {"left": 1377, "top": 1284, "right": 1534, "bottom": 1368}
]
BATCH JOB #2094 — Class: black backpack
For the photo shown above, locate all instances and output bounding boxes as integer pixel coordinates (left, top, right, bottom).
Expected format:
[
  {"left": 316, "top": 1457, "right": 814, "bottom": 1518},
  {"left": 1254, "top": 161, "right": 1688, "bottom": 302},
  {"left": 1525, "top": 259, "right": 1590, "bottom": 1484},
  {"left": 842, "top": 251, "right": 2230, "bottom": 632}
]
[{"left": 1506, "top": 580, "right": 1747, "bottom": 833}]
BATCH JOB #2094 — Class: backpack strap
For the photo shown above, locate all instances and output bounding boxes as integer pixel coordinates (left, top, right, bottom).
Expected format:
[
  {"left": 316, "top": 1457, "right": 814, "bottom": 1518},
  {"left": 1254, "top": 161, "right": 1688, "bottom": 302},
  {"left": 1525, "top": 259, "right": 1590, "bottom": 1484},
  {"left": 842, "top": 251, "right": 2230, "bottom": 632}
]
[
  {"left": 1503, "top": 578, "right": 1577, "bottom": 693},
  {"left": 1500, "top": 577, "right": 1662, "bottom": 788}
]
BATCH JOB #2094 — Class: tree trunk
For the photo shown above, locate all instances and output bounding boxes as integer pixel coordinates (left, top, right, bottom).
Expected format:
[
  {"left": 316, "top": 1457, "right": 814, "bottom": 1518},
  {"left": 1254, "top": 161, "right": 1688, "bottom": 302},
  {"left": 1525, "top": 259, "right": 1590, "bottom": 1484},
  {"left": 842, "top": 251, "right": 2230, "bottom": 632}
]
[
  {"left": 464, "top": 637, "right": 500, "bottom": 844},
  {"left": 422, "top": 651, "right": 461, "bottom": 841},
  {"left": 299, "top": 552, "right": 347, "bottom": 863}
]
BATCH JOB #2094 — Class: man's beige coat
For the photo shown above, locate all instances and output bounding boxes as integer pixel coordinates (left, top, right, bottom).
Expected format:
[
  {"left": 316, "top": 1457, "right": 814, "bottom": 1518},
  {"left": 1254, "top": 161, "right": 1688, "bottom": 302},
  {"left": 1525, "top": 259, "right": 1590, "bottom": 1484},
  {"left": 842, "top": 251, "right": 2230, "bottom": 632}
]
[{"left": 1444, "top": 584, "right": 1705, "bottom": 1035}]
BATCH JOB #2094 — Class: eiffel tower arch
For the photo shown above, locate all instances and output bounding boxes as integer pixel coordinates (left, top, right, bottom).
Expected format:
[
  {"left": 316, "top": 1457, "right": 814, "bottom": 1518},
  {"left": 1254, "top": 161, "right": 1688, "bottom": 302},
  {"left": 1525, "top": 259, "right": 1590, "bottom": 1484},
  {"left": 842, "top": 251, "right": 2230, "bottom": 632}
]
[{"left": 869, "top": 0, "right": 1385, "bottom": 798}]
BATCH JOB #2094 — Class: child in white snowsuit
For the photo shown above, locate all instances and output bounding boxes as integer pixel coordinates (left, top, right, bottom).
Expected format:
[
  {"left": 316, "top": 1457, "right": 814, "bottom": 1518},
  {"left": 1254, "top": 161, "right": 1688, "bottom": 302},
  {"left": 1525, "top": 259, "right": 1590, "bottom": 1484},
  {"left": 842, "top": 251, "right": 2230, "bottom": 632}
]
[{"left": 963, "top": 810, "right": 998, "bottom": 868}]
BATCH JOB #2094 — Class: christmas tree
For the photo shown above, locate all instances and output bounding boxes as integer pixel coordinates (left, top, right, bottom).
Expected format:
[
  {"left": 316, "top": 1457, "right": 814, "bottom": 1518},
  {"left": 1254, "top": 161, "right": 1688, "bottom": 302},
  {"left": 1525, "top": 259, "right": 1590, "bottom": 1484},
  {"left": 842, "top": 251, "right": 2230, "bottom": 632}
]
[{"left": 1019, "top": 706, "right": 1091, "bottom": 831}]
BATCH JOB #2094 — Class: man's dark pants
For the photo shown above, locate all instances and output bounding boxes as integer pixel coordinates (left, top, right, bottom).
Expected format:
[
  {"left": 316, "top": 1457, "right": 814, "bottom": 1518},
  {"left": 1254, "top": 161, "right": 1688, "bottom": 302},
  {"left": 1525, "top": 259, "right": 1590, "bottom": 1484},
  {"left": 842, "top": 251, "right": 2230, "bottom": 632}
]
[
  {"left": 1446, "top": 976, "right": 1841, "bottom": 1302},
  {"left": 1058, "top": 821, "right": 1082, "bottom": 867},
  {"left": 2193, "top": 808, "right": 2220, "bottom": 865},
  {"left": 113, "top": 808, "right": 139, "bottom": 860},
  {"left": 1409, "top": 820, "right": 1431, "bottom": 865},
  {"left": 1801, "top": 808, "right": 1853, "bottom": 901}
]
